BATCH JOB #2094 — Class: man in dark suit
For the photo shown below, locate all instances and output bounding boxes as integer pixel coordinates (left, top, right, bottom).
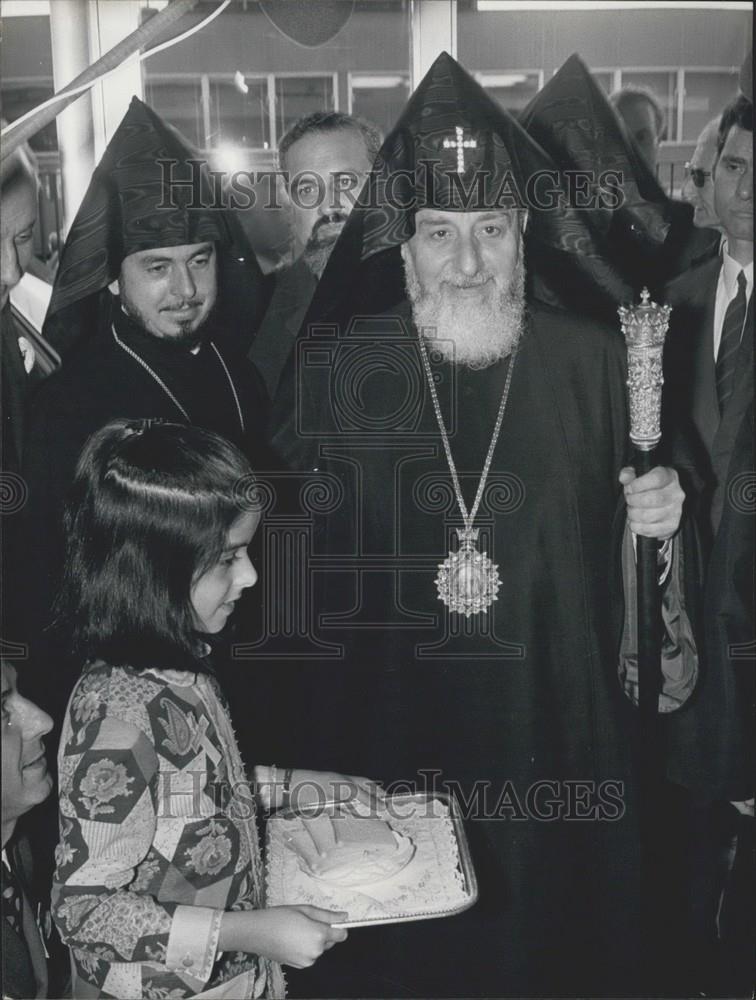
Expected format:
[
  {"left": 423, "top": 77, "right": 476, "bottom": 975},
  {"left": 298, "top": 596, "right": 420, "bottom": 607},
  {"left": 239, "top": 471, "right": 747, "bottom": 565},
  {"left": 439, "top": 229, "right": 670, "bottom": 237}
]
[
  {"left": 663, "top": 93, "right": 753, "bottom": 995},
  {"left": 1, "top": 658, "right": 61, "bottom": 998},
  {"left": 1, "top": 145, "right": 51, "bottom": 662},
  {"left": 1, "top": 146, "right": 40, "bottom": 476}
]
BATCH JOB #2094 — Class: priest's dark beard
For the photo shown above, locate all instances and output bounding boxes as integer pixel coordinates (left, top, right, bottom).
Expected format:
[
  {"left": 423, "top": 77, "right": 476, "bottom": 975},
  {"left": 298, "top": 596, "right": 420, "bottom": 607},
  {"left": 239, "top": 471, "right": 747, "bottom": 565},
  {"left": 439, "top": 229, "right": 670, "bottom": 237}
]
[
  {"left": 119, "top": 297, "right": 218, "bottom": 351},
  {"left": 402, "top": 243, "right": 526, "bottom": 369},
  {"left": 302, "top": 214, "right": 346, "bottom": 278},
  {"left": 302, "top": 240, "right": 334, "bottom": 279}
]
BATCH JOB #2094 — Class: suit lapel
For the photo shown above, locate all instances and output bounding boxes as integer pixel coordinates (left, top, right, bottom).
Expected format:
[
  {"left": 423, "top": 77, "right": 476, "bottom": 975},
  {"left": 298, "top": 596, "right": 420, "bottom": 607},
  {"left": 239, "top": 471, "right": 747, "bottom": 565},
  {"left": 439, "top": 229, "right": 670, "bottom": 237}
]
[
  {"left": 690, "top": 268, "right": 720, "bottom": 454},
  {"left": 711, "top": 294, "right": 754, "bottom": 533},
  {"left": 3, "top": 840, "right": 47, "bottom": 998},
  {"left": 0, "top": 307, "right": 29, "bottom": 467}
]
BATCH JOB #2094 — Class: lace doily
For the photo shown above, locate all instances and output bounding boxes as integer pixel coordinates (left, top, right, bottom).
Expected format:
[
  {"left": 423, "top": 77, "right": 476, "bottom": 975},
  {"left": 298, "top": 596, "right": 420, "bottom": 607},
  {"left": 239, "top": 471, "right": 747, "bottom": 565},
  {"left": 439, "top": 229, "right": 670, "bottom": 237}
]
[{"left": 265, "top": 796, "right": 473, "bottom": 925}]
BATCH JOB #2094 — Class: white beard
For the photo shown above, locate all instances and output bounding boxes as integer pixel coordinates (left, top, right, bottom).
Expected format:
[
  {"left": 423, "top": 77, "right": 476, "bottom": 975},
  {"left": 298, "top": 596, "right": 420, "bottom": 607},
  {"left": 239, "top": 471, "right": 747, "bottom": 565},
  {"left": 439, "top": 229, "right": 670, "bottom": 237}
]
[{"left": 401, "top": 242, "right": 526, "bottom": 369}]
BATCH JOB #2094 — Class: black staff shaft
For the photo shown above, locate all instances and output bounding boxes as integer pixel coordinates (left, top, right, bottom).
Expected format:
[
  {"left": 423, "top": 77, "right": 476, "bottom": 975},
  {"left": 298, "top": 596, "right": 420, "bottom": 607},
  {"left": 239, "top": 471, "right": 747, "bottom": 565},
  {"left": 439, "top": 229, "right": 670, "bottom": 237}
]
[
  {"left": 635, "top": 445, "right": 666, "bottom": 988},
  {"left": 634, "top": 447, "right": 663, "bottom": 719}
]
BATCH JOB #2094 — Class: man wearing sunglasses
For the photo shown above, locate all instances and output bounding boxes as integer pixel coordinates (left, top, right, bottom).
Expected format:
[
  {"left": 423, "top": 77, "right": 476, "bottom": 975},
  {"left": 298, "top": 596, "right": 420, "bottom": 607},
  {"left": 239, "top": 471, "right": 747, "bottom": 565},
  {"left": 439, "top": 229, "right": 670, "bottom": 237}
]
[{"left": 682, "top": 117, "right": 722, "bottom": 232}]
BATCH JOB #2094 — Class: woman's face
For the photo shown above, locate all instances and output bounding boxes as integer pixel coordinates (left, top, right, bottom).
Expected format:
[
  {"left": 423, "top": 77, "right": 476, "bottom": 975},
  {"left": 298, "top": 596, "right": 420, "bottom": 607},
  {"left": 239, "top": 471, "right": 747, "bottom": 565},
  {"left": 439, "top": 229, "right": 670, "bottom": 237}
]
[{"left": 190, "top": 511, "right": 259, "bottom": 633}]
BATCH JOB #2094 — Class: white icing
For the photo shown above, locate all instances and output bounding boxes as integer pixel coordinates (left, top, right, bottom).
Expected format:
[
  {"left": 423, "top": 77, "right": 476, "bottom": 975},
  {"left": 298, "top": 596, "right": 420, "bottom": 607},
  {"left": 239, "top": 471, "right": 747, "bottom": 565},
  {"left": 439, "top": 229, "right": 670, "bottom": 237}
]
[{"left": 266, "top": 797, "right": 471, "bottom": 924}]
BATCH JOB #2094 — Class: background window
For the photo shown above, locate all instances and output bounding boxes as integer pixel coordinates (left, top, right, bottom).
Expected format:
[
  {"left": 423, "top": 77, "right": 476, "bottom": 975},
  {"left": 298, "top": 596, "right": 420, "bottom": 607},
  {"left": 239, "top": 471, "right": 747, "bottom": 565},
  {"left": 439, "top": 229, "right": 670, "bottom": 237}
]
[
  {"left": 682, "top": 70, "right": 740, "bottom": 141},
  {"left": 589, "top": 71, "right": 615, "bottom": 95},
  {"left": 475, "top": 72, "right": 542, "bottom": 114},
  {"left": 349, "top": 73, "right": 411, "bottom": 134},
  {"left": 619, "top": 70, "right": 677, "bottom": 141},
  {"left": 208, "top": 75, "right": 268, "bottom": 148},
  {"left": 2, "top": 83, "right": 57, "bottom": 151},
  {"left": 143, "top": 79, "right": 203, "bottom": 148},
  {"left": 274, "top": 75, "right": 335, "bottom": 144}
]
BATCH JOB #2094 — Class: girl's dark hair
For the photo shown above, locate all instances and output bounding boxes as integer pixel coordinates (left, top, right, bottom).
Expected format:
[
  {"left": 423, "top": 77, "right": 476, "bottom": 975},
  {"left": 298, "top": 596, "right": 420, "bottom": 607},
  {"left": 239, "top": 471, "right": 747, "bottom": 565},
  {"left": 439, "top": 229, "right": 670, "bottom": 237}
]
[{"left": 54, "top": 419, "right": 255, "bottom": 673}]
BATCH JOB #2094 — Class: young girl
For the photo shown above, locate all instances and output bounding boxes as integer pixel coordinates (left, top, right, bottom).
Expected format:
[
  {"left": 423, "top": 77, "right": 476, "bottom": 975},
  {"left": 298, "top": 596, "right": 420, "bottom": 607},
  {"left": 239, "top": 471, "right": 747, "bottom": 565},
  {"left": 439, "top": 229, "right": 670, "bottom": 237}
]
[{"left": 51, "top": 419, "right": 376, "bottom": 999}]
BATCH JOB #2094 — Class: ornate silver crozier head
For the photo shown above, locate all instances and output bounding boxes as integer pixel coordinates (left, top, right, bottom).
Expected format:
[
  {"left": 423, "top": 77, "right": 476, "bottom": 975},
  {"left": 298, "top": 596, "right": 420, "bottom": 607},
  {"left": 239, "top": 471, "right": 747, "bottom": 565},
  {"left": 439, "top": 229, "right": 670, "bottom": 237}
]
[{"left": 618, "top": 288, "right": 672, "bottom": 451}]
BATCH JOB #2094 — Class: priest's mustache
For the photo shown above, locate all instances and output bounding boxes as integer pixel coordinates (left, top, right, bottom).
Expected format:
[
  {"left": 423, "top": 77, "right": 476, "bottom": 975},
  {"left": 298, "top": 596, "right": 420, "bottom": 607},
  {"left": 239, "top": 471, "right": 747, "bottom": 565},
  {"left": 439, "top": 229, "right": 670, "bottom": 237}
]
[
  {"left": 439, "top": 269, "right": 497, "bottom": 290},
  {"left": 161, "top": 298, "right": 204, "bottom": 311},
  {"left": 311, "top": 213, "right": 347, "bottom": 241}
]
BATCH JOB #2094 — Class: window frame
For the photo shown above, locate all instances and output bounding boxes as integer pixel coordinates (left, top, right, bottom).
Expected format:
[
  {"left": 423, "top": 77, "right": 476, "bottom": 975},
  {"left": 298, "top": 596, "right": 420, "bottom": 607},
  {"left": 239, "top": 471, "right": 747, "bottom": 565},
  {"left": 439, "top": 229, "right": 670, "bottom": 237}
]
[
  {"left": 346, "top": 70, "right": 412, "bottom": 115},
  {"left": 142, "top": 69, "right": 338, "bottom": 151},
  {"left": 472, "top": 68, "right": 545, "bottom": 113}
]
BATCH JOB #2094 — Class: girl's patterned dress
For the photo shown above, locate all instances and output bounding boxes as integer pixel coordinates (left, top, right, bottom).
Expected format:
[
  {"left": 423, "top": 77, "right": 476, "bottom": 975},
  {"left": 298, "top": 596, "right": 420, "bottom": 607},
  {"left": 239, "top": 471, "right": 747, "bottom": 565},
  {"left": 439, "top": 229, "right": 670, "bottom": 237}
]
[{"left": 53, "top": 662, "right": 285, "bottom": 1000}]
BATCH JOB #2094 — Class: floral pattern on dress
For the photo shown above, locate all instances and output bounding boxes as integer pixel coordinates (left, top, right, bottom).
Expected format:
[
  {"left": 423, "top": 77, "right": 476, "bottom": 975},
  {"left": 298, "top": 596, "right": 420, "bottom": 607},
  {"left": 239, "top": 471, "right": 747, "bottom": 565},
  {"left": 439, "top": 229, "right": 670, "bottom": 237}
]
[
  {"left": 158, "top": 697, "right": 208, "bottom": 758},
  {"left": 71, "top": 674, "right": 109, "bottom": 729},
  {"left": 74, "top": 948, "right": 105, "bottom": 981},
  {"left": 144, "top": 978, "right": 190, "bottom": 1000},
  {"left": 144, "top": 987, "right": 187, "bottom": 1000},
  {"left": 55, "top": 817, "right": 78, "bottom": 869},
  {"left": 216, "top": 951, "right": 254, "bottom": 984},
  {"left": 142, "top": 942, "right": 168, "bottom": 964},
  {"left": 57, "top": 894, "right": 101, "bottom": 933},
  {"left": 185, "top": 819, "right": 233, "bottom": 877},
  {"left": 53, "top": 662, "right": 267, "bottom": 999},
  {"left": 55, "top": 838, "right": 77, "bottom": 869},
  {"left": 78, "top": 757, "right": 135, "bottom": 818},
  {"left": 129, "top": 853, "right": 164, "bottom": 893}
]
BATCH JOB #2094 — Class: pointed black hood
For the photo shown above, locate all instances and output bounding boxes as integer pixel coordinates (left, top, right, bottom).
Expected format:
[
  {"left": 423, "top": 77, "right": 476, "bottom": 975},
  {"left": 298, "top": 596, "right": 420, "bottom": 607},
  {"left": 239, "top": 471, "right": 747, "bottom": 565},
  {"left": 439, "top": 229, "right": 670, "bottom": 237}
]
[{"left": 43, "top": 97, "right": 268, "bottom": 357}]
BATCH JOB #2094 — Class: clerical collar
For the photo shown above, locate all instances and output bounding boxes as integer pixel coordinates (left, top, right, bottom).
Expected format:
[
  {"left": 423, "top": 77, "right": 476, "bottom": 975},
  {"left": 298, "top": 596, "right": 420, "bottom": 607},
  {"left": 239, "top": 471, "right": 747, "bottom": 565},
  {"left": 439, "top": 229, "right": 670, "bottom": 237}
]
[{"left": 720, "top": 241, "right": 754, "bottom": 299}]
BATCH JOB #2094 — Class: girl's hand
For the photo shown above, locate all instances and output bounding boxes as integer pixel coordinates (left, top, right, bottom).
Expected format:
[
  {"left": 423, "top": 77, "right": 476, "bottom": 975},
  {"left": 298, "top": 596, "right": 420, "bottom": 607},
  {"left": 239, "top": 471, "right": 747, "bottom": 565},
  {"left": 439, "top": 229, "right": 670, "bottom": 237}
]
[
  {"left": 220, "top": 905, "right": 348, "bottom": 968},
  {"left": 288, "top": 769, "right": 385, "bottom": 810}
]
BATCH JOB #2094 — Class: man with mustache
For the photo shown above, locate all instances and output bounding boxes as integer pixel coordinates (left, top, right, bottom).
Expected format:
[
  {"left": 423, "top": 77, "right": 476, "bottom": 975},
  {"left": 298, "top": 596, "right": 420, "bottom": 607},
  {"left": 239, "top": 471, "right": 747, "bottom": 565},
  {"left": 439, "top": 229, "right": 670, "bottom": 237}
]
[
  {"left": 249, "top": 111, "right": 381, "bottom": 398},
  {"left": 23, "top": 97, "right": 271, "bottom": 728},
  {"left": 270, "top": 54, "right": 691, "bottom": 998}
]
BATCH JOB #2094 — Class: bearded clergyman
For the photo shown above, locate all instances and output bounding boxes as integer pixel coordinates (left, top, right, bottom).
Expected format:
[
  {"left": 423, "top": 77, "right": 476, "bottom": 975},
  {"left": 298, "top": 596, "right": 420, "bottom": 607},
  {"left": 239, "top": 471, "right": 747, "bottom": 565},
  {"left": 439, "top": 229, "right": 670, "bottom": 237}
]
[
  {"left": 23, "top": 97, "right": 271, "bottom": 728},
  {"left": 269, "top": 54, "right": 694, "bottom": 997}
]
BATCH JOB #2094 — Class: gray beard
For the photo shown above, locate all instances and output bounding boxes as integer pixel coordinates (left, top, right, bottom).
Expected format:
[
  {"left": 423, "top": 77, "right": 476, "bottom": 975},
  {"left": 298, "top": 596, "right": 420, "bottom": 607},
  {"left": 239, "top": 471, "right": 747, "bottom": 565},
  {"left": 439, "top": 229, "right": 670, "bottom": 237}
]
[{"left": 401, "top": 244, "right": 526, "bottom": 369}]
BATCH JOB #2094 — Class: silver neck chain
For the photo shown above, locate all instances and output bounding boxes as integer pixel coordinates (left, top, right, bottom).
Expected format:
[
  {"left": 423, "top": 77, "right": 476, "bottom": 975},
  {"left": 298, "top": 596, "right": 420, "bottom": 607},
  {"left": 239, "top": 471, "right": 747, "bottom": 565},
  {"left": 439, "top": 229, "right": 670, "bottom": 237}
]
[
  {"left": 417, "top": 334, "right": 520, "bottom": 531},
  {"left": 111, "top": 325, "right": 245, "bottom": 433}
]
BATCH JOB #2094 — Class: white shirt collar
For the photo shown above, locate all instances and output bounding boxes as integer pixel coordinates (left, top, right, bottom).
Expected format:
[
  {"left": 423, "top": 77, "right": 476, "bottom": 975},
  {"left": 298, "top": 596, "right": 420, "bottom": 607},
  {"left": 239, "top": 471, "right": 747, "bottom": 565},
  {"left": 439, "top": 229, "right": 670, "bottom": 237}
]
[{"left": 721, "top": 241, "right": 754, "bottom": 299}]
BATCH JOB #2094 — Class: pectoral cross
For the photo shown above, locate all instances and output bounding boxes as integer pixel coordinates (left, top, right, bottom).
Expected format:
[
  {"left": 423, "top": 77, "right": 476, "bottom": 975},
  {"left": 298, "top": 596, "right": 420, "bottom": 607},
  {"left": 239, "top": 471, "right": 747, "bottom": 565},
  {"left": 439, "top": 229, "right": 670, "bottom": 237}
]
[{"left": 443, "top": 126, "right": 477, "bottom": 173}]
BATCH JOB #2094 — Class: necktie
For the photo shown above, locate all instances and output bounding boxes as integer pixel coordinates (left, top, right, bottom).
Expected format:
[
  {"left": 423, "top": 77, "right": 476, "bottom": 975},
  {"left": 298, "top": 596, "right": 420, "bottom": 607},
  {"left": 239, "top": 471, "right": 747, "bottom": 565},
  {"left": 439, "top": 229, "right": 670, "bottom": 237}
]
[
  {"left": 2, "top": 857, "right": 24, "bottom": 935},
  {"left": 716, "top": 270, "right": 748, "bottom": 413}
]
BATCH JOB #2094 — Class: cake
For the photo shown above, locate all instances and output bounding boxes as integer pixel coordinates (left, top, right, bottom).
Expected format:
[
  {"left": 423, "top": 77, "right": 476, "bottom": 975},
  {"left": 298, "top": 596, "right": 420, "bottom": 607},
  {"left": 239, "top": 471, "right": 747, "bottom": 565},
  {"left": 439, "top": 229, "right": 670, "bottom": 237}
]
[{"left": 281, "top": 811, "right": 415, "bottom": 887}]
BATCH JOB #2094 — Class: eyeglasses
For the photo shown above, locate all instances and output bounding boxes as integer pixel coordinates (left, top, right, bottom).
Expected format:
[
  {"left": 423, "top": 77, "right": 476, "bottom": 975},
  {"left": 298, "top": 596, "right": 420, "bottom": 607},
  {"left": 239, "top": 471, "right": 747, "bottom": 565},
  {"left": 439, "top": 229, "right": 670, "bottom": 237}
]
[{"left": 684, "top": 162, "right": 712, "bottom": 188}]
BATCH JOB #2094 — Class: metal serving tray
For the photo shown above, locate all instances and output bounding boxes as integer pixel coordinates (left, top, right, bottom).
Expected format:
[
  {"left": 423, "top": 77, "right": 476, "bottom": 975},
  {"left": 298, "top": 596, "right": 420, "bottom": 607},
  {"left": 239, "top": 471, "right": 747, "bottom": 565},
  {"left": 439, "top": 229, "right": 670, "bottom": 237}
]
[{"left": 264, "top": 791, "right": 478, "bottom": 928}]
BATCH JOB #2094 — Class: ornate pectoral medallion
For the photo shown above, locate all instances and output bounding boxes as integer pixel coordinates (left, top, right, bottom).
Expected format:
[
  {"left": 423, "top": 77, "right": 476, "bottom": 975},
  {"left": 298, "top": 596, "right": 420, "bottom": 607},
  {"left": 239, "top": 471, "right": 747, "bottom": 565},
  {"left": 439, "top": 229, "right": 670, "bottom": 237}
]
[{"left": 435, "top": 527, "right": 501, "bottom": 617}]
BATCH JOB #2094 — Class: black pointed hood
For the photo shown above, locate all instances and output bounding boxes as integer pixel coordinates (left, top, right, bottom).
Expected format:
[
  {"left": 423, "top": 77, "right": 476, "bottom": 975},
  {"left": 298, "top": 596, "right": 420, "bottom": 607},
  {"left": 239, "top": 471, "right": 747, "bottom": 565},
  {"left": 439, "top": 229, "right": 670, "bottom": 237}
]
[
  {"left": 43, "top": 97, "right": 268, "bottom": 357},
  {"left": 519, "top": 53, "right": 680, "bottom": 316}
]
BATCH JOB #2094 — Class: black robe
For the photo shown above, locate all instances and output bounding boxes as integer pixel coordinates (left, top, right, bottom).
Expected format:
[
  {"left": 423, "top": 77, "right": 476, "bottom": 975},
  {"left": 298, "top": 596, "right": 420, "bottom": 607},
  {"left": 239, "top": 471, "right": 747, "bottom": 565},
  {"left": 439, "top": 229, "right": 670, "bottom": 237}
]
[
  {"left": 248, "top": 258, "right": 316, "bottom": 399},
  {"left": 22, "top": 303, "right": 270, "bottom": 726},
  {"left": 271, "top": 299, "right": 646, "bottom": 997}
]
